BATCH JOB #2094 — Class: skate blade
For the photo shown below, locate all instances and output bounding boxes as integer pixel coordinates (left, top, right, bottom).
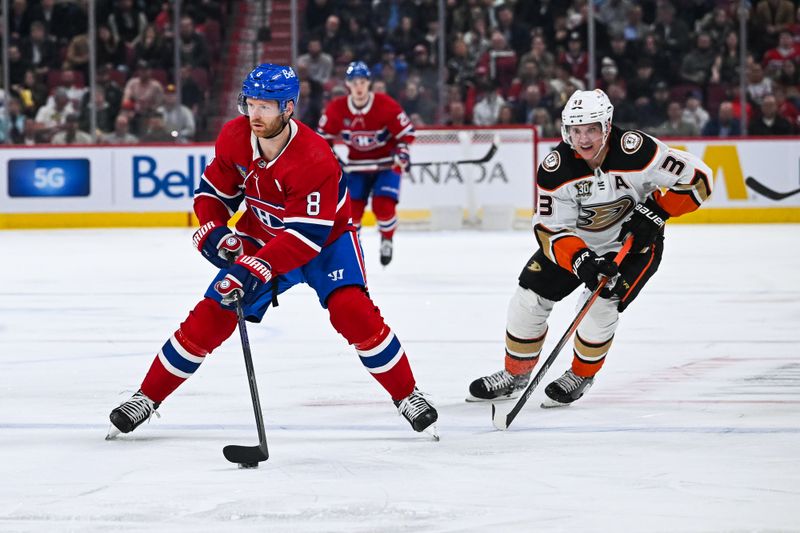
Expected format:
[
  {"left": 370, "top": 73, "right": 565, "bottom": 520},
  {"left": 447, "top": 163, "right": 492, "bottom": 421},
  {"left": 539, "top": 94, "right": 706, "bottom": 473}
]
[
  {"left": 423, "top": 423, "right": 440, "bottom": 442},
  {"left": 540, "top": 398, "right": 572, "bottom": 409},
  {"left": 105, "top": 424, "right": 121, "bottom": 440}
]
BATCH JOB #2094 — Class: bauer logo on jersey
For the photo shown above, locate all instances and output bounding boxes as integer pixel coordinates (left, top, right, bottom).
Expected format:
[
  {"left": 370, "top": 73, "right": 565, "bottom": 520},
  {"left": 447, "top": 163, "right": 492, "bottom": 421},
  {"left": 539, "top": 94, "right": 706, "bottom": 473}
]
[
  {"left": 621, "top": 131, "right": 643, "bottom": 154},
  {"left": 575, "top": 180, "right": 593, "bottom": 199},
  {"left": 542, "top": 151, "right": 561, "bottom": 172}
]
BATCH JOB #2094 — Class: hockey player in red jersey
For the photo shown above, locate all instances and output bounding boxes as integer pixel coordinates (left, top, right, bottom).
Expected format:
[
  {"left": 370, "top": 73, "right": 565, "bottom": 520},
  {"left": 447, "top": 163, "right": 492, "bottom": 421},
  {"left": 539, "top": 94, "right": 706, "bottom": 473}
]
[
  {"left": 468, "top": 89, "right": 713, "bottom": 407},
  {"left": 317, "top": 61, "right": 414, "bottom": 266},
  {"left": 107, "top": 64, "right": 437, "bottom": 440}
]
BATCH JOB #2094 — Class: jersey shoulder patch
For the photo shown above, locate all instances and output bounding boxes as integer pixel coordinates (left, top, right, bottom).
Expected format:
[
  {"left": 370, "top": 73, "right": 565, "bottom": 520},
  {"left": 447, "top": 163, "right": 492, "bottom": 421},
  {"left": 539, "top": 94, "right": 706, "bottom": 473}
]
[
  {"left": 604, "top": 128, "right": 658, "bottom": 172},
  {"left": 536, "top": 142, "right": 591, "bottom": 191}
]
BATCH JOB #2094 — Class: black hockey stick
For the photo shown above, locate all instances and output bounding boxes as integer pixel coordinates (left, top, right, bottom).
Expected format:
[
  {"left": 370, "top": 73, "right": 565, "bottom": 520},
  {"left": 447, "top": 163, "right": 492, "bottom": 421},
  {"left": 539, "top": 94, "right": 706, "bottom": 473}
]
[
  {"left": 745, "top": 176, "right": 800, "bottom": 201},
  {"left": 223, "top": 297, "right": 269, "bottom": 468},
  {"left": 342, "top": 137, "right": 499, "bottom": 173},
  {"left": 492, "top": 236, "right": 634, "bottom": 430}
]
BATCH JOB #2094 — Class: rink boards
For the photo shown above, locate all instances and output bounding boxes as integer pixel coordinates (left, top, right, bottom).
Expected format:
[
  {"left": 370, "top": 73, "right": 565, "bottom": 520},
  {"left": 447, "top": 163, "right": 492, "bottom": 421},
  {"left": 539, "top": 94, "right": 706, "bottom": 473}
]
[{"left": 1, "top": 132, "right": 799, "bottom": 228}]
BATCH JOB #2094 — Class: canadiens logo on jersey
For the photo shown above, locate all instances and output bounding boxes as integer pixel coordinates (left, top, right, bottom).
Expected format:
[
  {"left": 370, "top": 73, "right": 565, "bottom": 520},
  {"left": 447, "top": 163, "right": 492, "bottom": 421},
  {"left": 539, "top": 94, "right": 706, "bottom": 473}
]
[
  {"left": 575, "top": 180, "right": 593, "bottom": 199},
  {"left": 248, "top": 196, "right": 285, "bottom": 235}
]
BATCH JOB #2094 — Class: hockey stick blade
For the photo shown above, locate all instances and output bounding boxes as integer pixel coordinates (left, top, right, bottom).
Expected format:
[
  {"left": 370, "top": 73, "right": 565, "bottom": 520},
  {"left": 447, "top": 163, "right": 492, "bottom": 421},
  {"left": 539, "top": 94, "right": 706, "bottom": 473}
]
[
  {"left": 745, "top": 176, "right": 800, "bottom": 201},
  {"left": 223, "top": 443, "right": 269, "bottom": 466}
]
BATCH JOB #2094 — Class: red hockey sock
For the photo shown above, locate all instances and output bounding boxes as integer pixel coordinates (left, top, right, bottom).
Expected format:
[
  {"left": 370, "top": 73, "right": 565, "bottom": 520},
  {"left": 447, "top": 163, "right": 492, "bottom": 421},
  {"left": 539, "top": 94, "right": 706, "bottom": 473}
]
[
  {"left": 327, "top": 286, "right": 415, "bottom": 400},
  {"left": 141, "top": 298, "right": 237, "bottom": 403},
  {"left": 372, "top": 196, "right": 398, "bottom": 240},
  {"left": 350, "top": 198, "right": 367, "bottom": 229}
]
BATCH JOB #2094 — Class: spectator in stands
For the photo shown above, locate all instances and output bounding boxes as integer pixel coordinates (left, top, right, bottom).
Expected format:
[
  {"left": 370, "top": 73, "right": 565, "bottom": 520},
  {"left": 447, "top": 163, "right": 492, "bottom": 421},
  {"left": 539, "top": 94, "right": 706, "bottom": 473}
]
[
  {"left": 297, "top": 38, "right": 334, "bottom": 86},
  {"left": 519, "top": 34, "right": 556, "bottom": 80},
  {"left": 389, "top": 15, "right": 417, "bottom": 60},
  {"left": 711, "top": 30, "right": 742, "bottom": 86},
  {"left": 773, "top": 85, "right": 799, "bottom": 129},
  {"left": 64, "top": 33, "right": 90, "bottom": 82},
  {"left": 79, "top": 85, "right": 115, "bottom": 135},
  {"left": 532, "top": 108, "right": 558, "bottom": 138},
  {"left": 447, "top": 37, "right": 475, "bottom": 90},
  {"left": 160, "top": 84, "right": 195, "bottom": 142},
  {"left": 178, "top": 65, "right": 205, "bottom": 115},
  {"left": 399, "top": 80, "right": 436, "bottom": 125},
  {"left": 752, "top": 0, "right": 795, "bottom": 54},
  {"left": 12, "top": 68, "right": 48, "bottom": 115},
  {"left": 7, "top": 44, "right": 29, "bottom": 86},
  {"left": 319, "top": 14, "right": 344, "bottom": 61},
  {"left": 53, "top": 69, "right": 87, "bottom": 107},
  {"left": 746, "top": 63, "right": 774, "bottom": 106},
  {"left": 0, "top": 97, "right": 26, "bottom": 144},
  {"left": 597, "top": 57, "right": 621, "bottom": 92},
  {"left": 21, "top": 20, "right": 58, "bottom": 77},
  {"left": 463, "top": 12, "right": 490, "bottom": 66},
  {"left": 21, "top": 118, "right": 40, "bottom": 145},
  {"left": 702, "top": 101, "right": 742, "bottom": 137},
  {"left": 749, "top": 94, "right": 794, "bottom": 135},
  {"left": 51, "top": 112, "right": 92, "bottom": 144},
  {"left": 472, "top": 80, "right": 505, "bottom": 126},
  {"left": 497, "top": 104, "right": 515, "bottom": 125},
  {"left": 655, "top": 101, "right": 700, "bottom": 137},
  {"left": 515, "top": 84, "right": 543, "bottom": 124},
  {"left": 495, "top": 3, "right": 530, "bottom": 56},
  {"left": 606, "top": 83, "right": 637, "bottom": 130},
  {"left": 680, "top": 33, "right": 716, "bottom": 87},
  {"left": 605, "top": 32, "right": 634, "bottom": 77},
  {"left": 8, "top": 0, "right": 35, "bottom": 41},
  {"left": 375, "top": 61, "right": 403, "bottom": 99},
  {"left": 305, "top": 0, "right": 335, "bottom": 35},
  {"left": 776, "top": 60, "right": 800, "bottom": 102},
  {"left": 640, "top": 33, "right": 672, "bottom": 82},
  {"left": 445, "top": 100, "right": 468, "bottom": 126},
  {"left": 295, "top": 79, "right": 323, "bottom": 128},
  {"left": 762, "top": 30, "right": 800, "bottom": 76},
  {"left": 597, "top": 0, "right": 632, "bottom": 41},
  {"left": 478, "top": 31, "right": 518, "bottom": 95},
  {"left": 140, "top": 110, "right": 174, "bottom": 142},
  {"left": 177, "top": 16, "right": 210, "bottom": 69},
  {"left": 408, "top": 44, "right": 438, "bottom": 94},
  {"left": 96, "top": 25, "right": 126, "bottom": 68},
  {"left": 626, "top": 58, "right": 658, "bottom": 103},
  {"left": 34, "top": 87, "right": 75, "bottom": 140},
  {"left": 343, "top": 16, "right": 376, "bottom": 65},
  {"left": 372, "top": 44, "right": 408, "bottom": 84},
  {"left": 549, "top": 63, "right": 585, "bottom": 109},
  {"left": 622, "top": 5, "right": 647, "bottom": 43},
  {"left": 102, "top": 114, "right": 139, "bottom": 144},
  {"left": 136, "top": 24, "right": 169, "bottom": 70},
  {"left": 108, "top": 0, "right": 147, "bottom": 45},
  {"left": 651, "top": 1, "right": 691, "bottom": 78},
  {"left": 93, "top": 64, "right": 123, "bottom": 118},
  {"left": 682, "top": 94, "right": 710, "bottom": 132},
  {"left": 123, "top": 60, "right": 165, "bottom": 115},
  {"left": 697, "top": 6, "right": 735, "bottom": 48}
]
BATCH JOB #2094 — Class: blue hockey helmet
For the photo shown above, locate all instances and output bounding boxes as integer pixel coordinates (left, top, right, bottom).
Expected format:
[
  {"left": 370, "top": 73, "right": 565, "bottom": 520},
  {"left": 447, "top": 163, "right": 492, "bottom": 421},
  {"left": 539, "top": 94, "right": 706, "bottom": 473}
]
[
  {"left": 345, "top": 61, "right": 371, "bottom": 81},
  {"left": 238, "top": 63, "right": 300, "bottom": 115}
]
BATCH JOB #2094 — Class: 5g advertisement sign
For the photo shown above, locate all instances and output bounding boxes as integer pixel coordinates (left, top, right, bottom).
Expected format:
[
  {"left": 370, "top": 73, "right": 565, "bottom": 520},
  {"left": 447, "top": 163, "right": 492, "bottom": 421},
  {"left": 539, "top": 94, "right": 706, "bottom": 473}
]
[{"left": 8, "top": 159, "right": 91, "bottom": 197}]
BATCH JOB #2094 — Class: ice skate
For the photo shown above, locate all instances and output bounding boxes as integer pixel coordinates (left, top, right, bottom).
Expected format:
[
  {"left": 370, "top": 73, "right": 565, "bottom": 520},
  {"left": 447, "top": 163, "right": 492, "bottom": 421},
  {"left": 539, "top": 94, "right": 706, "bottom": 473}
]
[
  {"left": 106, "top": 390, "right": 160, "bottom": 439},
  {"left": 395, "top": 388, "right": 439, "bottom": 440},
  {"left": 541, "top": 370, "right": 594, "bottom": 408},
  {"left": 380, "top": 237, "right": 393, "bottom": 266},
  {"left": 466, "top": 369, "right": 531, "bottom": 402}
]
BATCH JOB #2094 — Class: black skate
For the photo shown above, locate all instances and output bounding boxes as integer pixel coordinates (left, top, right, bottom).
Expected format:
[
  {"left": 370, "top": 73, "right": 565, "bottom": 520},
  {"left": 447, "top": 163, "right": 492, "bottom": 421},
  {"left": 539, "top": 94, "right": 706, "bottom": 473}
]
[
  {"left": 380, "top": 238, "right": 393, "bottom": 266},
  {"left": 541, "top": 370, "right": 594, "bottom": 408},
  {"left": 467, "top": 369, "right": 531, "bottom": 402},
  {"left": 395, "top": 388, "right": 439, "bottom": 439},
  {"left": 106, "top": 390, "right": 160, "bottom": 439}
]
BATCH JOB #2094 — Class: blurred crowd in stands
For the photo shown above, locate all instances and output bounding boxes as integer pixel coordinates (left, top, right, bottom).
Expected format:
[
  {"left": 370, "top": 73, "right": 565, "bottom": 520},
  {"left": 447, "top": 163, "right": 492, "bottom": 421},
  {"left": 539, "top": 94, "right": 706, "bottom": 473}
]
[
  {"left": 296, "top": 0, "right": 800, "bottom": 138},
  {"left": 0, "top": 0, "right": 228, "bottom": 144},
  {"left": 2, "top": 0, "right": 799, "bottom": 145}
]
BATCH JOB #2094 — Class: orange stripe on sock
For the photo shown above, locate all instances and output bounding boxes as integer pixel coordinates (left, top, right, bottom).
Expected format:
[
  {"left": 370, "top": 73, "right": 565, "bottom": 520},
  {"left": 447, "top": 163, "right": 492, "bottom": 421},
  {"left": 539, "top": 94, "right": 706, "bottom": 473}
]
[{"left": 505, "top": 352, "right": 539, "bottom": 375}]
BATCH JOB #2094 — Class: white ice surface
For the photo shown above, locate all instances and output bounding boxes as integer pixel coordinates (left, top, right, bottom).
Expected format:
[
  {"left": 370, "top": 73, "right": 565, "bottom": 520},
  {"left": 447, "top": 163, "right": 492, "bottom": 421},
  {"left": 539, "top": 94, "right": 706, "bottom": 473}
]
[{"left": 1, "top": 225, "right": 799, "bottom": 532}]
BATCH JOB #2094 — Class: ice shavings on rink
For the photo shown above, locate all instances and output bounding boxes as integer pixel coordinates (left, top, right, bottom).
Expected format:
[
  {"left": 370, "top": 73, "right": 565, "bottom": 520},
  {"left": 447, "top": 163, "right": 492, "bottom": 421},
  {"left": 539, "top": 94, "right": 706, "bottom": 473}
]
[{"left": 0, "top": 225, "right": 798, "bottom": 532}]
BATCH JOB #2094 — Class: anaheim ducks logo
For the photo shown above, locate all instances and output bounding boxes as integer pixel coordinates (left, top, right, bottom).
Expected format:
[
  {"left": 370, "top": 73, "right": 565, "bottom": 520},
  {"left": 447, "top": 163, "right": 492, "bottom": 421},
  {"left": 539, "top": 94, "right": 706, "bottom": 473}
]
[
  {"left": 621, "top": 131, "right": 643, "bottom": 154},
  {"left": 577, "top": 196, "right": 636, "bottom": 232},
  {"left": 526, "top": 260, "right": 542, "bottom": 272},
  {"left": 542, "top": 151, "right": 560, "bottom": 172}
]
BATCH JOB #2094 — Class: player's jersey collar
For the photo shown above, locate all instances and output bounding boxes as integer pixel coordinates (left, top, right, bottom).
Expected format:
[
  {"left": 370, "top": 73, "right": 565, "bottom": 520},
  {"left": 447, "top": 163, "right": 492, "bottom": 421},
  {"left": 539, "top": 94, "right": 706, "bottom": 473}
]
[
  {"left": 347, "top": 93, "right": 374, "bottom": 115},
  {"left": 250, "top": 119, "right": 299, "bottom": 169}
]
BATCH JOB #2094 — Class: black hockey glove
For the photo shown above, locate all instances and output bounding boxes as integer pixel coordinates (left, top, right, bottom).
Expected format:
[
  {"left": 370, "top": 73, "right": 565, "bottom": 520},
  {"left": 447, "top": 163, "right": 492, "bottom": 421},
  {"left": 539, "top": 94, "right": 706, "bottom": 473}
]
[
  {"left": 214, "top": 255, "right": 273, "bottom": 307},
  {"left": 572, "top": 248, "right": 618, "bottom": 291},
  {"left": 618, "top": 197, "right": 670, "bottom": 252}
]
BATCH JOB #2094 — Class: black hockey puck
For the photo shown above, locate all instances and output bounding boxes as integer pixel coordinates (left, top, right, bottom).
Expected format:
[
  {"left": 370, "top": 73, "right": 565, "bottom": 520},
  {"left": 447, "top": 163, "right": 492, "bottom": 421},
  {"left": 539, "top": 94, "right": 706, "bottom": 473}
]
[{"left": 239, "top": 462, "right": 259, "bottom": 469}]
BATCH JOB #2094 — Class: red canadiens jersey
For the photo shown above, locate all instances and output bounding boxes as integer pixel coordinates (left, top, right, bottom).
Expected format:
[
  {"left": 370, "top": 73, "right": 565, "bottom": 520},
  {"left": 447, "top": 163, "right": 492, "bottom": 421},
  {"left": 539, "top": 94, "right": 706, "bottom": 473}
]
[
  {"left": 317, "top": 92, "right": 415, "bottom": 166},
  {"left": 194, "top": 116, "right": 353, "bottom": 275}
]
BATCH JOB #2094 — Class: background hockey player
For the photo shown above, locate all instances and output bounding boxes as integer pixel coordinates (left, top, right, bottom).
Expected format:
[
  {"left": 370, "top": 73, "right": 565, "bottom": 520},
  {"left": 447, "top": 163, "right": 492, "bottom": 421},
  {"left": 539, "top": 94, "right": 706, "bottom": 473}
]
[
  {"left": 108, "top": 64, "right": 437, "bottom": 440},
  {"left": 468, "top": 88, "right": 713, "bottom": 407},
  {"left": 317, "top": 61, "right": 415, "bottom": 266}
]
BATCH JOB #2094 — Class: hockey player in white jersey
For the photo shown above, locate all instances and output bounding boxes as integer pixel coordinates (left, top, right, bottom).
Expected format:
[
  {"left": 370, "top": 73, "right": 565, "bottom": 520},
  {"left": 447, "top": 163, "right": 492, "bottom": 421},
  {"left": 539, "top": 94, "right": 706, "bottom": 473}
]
[{"left": 468, "top": 88, "right": 713, "bottom": 407}]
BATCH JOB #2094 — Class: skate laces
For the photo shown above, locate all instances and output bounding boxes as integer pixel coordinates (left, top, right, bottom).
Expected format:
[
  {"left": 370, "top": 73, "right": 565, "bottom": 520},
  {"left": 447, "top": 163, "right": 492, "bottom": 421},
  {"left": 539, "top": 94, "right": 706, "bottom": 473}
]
[
  {"left": 117, "top": 391, "right": 160, "bottom": 425},
  {"left": 555, "top": 371, "right": 585, "bottom": 392},
  {"left": 482, "top": 370, "right": 515, "bottom": 392},
  {"left": 380, "top": 239, "right": 393, "bottom": 255},
  {"left": 397, "top": 390, "right": 432, "bottom": 420}
]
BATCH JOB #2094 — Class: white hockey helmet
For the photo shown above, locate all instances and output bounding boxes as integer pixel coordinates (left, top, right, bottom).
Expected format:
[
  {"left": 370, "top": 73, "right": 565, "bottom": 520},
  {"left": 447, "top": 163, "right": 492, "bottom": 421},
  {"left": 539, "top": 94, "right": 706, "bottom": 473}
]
[{"left": 560, "top": 89, "right": 614, "bottom": 147}]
